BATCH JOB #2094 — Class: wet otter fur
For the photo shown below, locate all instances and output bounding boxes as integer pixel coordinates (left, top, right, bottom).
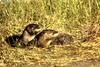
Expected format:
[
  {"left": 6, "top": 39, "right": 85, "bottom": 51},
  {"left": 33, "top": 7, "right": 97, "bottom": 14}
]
[{"left": 18, "top": 23, "right": 40, "bottom": 47}]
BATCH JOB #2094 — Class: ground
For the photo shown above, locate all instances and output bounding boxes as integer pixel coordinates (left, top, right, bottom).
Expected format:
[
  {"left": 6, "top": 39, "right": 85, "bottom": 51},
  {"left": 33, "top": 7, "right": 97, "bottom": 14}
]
[
  {"left": 0, "top": 26, "right": 100, "bottom": 67},
  {"left": 0, "top": 0, "right": 100, "bottom": 67}
]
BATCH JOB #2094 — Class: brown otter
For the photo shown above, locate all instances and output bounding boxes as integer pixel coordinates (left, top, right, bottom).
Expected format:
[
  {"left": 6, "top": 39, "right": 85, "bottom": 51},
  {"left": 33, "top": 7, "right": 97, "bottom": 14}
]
[
  {"left": 34, "top": 29, "right": 59, "bottom": 48},
  {"left": 18, "top": 23, "right": 41, "bottom": 47},
  {"left": 50, "top": 33, "right": 74, "bottom": 45}
]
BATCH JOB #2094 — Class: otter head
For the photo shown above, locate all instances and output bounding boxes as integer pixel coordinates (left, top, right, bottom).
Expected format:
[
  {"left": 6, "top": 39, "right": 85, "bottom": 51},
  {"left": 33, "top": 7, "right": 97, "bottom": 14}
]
[
  {"left": 19, "top": 23, "right": 41, "bottom": 46},
  {"left": 25, "top": 23, "right": 41, "bottom": 36},
  {"left": 43, "top": 29, "right": 59, "bottom": 38}
]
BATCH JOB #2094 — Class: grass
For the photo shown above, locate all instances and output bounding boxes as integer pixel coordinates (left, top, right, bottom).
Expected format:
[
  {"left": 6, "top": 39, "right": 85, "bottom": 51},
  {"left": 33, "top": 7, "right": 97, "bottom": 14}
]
[{"left": 0, "top": 0, "right": 100, "bottom": 66}]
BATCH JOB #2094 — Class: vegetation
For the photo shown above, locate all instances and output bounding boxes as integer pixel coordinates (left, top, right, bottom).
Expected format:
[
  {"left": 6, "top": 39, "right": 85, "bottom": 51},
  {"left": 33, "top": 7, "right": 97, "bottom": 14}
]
[{"left": 0, "top": 0, "right": 100, "bottom": 66}]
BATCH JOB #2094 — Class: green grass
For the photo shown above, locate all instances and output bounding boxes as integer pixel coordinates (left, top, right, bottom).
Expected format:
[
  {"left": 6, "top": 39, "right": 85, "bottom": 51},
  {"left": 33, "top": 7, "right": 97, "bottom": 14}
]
[{"left": 0, "top": 0, "right": 100, "bottom": 66}]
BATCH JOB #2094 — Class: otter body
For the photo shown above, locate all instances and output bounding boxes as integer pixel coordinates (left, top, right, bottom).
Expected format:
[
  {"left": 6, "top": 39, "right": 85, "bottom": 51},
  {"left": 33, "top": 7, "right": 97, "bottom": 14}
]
[
  {"left": 9, "top": 23, "right": 73, "bottom": 48},
  {"left": 35, "top": 29, "right": 74, "bottom": 48},
  {"left": 51, "top": 34, "right": 74, "bottom": 45},
  {"left": 35, "top": 29, "right": 59, "bottom": 48},
  {"left": 18, "top": 24, "right": 40, "bottom": 47}
]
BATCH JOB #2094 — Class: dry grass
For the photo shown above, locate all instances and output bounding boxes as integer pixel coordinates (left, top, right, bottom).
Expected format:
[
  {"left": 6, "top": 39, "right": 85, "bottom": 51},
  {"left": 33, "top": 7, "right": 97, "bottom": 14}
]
[{"left": 0, "top": 0, "right": 100, "bottom": 67}]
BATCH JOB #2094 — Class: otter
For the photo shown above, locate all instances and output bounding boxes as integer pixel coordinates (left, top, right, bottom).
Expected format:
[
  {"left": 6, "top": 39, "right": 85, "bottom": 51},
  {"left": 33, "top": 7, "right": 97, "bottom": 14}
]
[
  {"left": 50, "top": 33, "right": 74, "bottom": 45},
  {"left": 18, "top": 23, "right": 41, "bottom": 47},
  {"left": 34, "top": 29, "right": 59, "bottom": 48}
]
